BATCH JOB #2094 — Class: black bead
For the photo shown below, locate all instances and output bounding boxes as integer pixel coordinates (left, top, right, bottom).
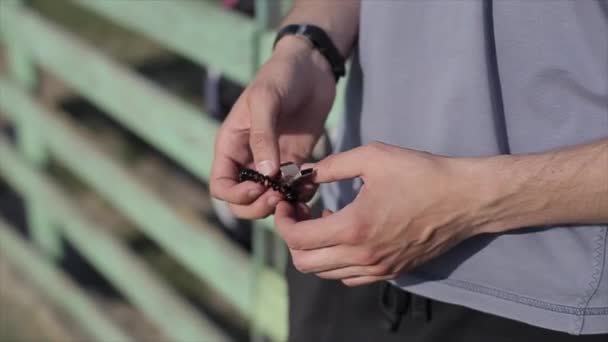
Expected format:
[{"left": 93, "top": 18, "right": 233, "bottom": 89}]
[{"left": 238, "top": 167, "right": 300, "bottom": 203}]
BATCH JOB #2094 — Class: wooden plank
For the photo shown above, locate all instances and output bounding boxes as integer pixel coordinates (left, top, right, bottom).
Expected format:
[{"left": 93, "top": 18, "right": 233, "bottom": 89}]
[
  {"left": 71, "top": 0, "right": 258, "bottom": 84},
  {"left": 0, "top": 4, "right": 218, "bottom": 182},
  {"left": 251, "top": 226, "right": 289, "bottom": 342},
  {"left": 0, "top": 78, "right": 249, "bottom": 311},
  {"left": 2, "top": 1, "right": 37, "bottom": 91},
  {"left": 0, "top": 140, "right": 230, "bottom": 342},
  {"left": 0, "top": 218, "right": 132, "bottom": 342},
  {"left": 255, "top": 0, "right": 282, "bottom": 30},
  {"left": 0, "top": 79, "right": 288, "bottom": 340},
  {"left": 26, "top": 200, "right": 62, "bottom": 258},
  {"left": 0, "top": 257, "right": 85, "bottom": 342},
  {"left": 2, "top": 0, "right": 62, "bottom": 258},
  {"left": 257, "top": 268, "right": 289, "bottom": 341},
  {"left": 251, "top": 224, "right": 266, "bottom": 342}
]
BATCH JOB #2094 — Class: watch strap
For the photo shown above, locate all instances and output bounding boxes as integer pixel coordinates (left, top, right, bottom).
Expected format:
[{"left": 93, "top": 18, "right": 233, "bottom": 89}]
[{"left": 273, "top": 24, "right": 346, "bottom": 82}]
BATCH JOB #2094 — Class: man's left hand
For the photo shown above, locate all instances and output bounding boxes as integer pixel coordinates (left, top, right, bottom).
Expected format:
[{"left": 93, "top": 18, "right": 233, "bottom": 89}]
[{"left": 275, "top": 142, "right": 493, "bottom": 287}]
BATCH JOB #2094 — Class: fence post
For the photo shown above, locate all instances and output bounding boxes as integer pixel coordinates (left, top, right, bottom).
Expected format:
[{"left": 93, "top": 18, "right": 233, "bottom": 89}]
[
  {"left": 3, "top": 0, "right": 63, "bottom": 258},
  {"left": 251, "top": 2, "right": 289, "bottom": 341},
  {"left": 254, "top": 0, "right": 283, "bottom": 31}
]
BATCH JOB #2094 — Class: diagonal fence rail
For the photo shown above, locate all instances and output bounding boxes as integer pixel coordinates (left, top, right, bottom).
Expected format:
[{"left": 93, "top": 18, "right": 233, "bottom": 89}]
[{"left": 0, "top": 0, "right": 345, "bottom": 340}]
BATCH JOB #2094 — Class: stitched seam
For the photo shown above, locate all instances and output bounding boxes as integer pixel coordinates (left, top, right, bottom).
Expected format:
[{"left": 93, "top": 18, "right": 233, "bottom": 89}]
[
  {"left": 574, "top": 226, "right": 607, "bottom": 334},
  {"left": 410, "top": 270, "right": 608, "bottom": 316}
]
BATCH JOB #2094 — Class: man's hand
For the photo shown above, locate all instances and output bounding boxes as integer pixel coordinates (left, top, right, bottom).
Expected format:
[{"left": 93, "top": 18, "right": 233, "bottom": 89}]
[
  {"left": 275, "top": 142, "right": 486, "bottom": 286},
  {"left": 210, "top": 37, "right": 335, "bottom": 219},
  {"left": 209, "top": 0, "right": 360, "bottom": 219},
  {"left": 275, "top": 139, "right": 608, "bottom": 287}
]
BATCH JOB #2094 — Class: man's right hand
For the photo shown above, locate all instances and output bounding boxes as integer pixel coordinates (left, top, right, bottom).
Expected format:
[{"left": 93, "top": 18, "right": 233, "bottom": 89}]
[{"left": 210, "top": 37, "right": 336, "bottom": 219}]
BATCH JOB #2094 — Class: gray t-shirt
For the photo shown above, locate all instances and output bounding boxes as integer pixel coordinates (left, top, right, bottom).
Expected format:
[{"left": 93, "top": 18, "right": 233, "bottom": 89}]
[{"left": 321, "top": 0, "right": 608, "bottom": 334}]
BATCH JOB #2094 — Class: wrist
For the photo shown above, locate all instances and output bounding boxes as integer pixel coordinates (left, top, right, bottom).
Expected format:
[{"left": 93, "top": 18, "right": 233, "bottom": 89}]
[
  {"left": 285, "top": 1, "right": 359, "bottom": 58},
  {"left": 465, "top": 155, "right": 549, "bottom": 235},
  {"left": 440, "top": 155, "right": 520, "bottom": 237},
  {"left": 273, "top": 35, "right": 335, "bottom": 84}
]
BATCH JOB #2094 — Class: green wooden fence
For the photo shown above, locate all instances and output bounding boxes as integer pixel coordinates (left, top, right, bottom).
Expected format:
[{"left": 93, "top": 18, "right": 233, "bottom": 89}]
[{"left": 0, "top": 0, "right": 345, "bottom": 341}]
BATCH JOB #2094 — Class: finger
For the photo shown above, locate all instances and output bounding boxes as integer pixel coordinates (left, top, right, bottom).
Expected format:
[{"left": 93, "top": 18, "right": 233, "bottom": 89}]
[
  {"left": 229, "top": 190, "right": 283, "bottom": 220},
  {"left": 290, "top": 245, "right": 373, "bottom": 273},
  {"left": 276, "top": 200, "right": 317, "bottom": 222},
  {"left": 316, "top": 265, "right": 394, "bottom": 280},
  {"left": 341, "top": 275, "right": 397, "bottom": 287},
  {"left": 275, "top": 202, "right": 359, "bottom": 250},
  {"left": 247, "top": 84, "right": 281, "bottom": 176},
  {"left": 210, "top": 155, "right": 265, "bottom": 205},
  {"left": 274, "top": 200, "right": 297, "bottom": 222},
  {"left": 321, "top": 209, "right": 333, "bottom": 217},
  {"left": 312, "top": 146, "right": 369, "bottom": 184}
]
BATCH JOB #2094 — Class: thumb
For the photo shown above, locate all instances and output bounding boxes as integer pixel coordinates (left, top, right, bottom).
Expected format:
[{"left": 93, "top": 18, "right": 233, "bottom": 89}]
[
  {"left": 248, "top": 84, "right": 281, "bottom": 176},
  {"left": 313, "top": 146, "right": 367, "bottom": 184}
]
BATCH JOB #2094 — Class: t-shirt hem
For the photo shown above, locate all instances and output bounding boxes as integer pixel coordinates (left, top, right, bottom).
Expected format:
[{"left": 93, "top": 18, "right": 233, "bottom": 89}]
[{"left": 391, "top": 272, "right": 608, "bottom": 335}]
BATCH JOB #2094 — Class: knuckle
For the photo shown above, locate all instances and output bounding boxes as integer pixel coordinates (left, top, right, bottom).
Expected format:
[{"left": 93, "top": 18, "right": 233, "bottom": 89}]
[
  {"left": 357, "top": 249, "right": 380, "bottom": 266},
  {"left": 249, "top": 130, "right": 272, "bottom": 149},
  {"left": 344, "top": 229, "right": 360, "bottom": 245},
  {"left": 363, "top": 142, "right": 379, "bottom": 155},
  {"left": 371, "top": 263, "right": 391, "bottom": 276},
  {"left": 364, "top": 141, "right": 391, "bottom": 156},
  {"left": 287, "top": 240, "right": 303, "bottom": 251},
  {"left": 248, "top": 82, "right": 281, "bottom": 112},
  {"left": 283, "top": 233, "right": 303, "bottom": 250},
  {"left": 291, "top": 256, "right": 309, "bottom": 273},
  {"left": 367, "top": 141, "right": 383, "bottom": 149},
  {"left": 345, "top": 222, "right": 371, "bottom": 245}
]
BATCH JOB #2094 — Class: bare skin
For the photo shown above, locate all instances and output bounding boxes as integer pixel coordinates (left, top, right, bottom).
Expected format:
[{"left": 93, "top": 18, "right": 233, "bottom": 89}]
[{"left": 274, "top": 139, "right": 608, "bottom": 286}]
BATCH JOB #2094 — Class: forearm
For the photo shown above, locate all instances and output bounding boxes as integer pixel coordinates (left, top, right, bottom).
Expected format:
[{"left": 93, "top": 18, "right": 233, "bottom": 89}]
[
  {"left": 474, "top": 139, "right": 608, "bottom": 234},
  {"left": 278, "top": 0, "right": 360, "bottom": 58}
]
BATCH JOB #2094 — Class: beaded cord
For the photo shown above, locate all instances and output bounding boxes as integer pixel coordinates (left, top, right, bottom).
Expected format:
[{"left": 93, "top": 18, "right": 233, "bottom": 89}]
[{"left": 238, "top": 168, "right": 298, "bottom": 202}]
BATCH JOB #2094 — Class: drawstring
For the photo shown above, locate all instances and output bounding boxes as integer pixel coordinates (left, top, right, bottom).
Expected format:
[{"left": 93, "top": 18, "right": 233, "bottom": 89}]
[
  {"left": 379, "top": 283, "right": 432, "bottom": 332},
  {"left": 380, "top": 282, "right": 409, "bottom": 331},
  {"left": 411, "top": 293, "right": 431, "bottom": 322}
]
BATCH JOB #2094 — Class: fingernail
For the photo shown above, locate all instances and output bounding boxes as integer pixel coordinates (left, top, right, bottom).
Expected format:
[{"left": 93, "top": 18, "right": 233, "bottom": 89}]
[
  {"left": 256, "top": 160, "right": 275, "bottom": 176},
  {"left": 267, "top": 196, "right": 280, "bottom": 207},
  {"left": 300, "top": 163, "right": 316, "bottom": 170},
  {"left": 248, "top": 189, "right": 262, "bottom": 199}
]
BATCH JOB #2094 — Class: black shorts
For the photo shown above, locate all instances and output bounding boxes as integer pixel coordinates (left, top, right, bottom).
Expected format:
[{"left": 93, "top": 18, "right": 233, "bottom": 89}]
[{"left": 286, "top": 260, "right": 608, "bottom": 342}]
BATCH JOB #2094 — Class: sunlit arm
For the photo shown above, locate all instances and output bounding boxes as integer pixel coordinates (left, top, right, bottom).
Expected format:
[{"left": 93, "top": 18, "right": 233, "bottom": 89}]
[{"left": 476, "top": 138, "right": 608, "bottom": 233}]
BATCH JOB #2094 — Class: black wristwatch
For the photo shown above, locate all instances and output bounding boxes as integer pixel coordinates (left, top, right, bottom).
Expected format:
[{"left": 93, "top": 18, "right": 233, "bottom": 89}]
[{"left": 273, "top": 24, "right": 346, "bottom": 82}]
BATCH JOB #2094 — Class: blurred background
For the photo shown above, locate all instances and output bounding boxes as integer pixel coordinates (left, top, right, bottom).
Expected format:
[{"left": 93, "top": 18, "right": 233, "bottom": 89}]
[{"left": 0, "top": 0, "right": 344, "bottom": 341}]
